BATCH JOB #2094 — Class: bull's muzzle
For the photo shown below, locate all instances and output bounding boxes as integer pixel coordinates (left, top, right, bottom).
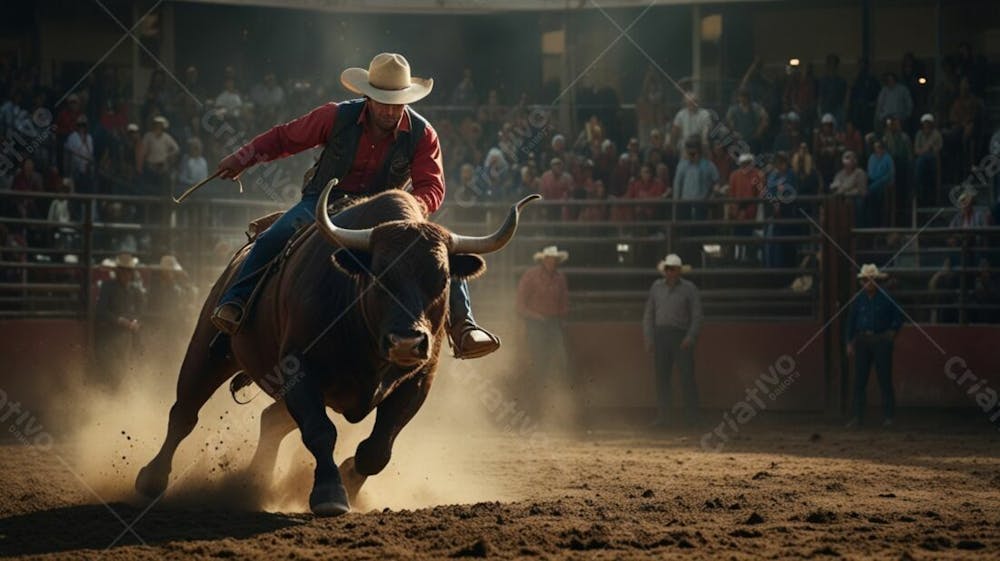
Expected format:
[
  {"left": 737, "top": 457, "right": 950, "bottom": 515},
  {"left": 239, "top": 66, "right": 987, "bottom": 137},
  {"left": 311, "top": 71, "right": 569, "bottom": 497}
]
[{"left": 384, "top": 331, "right": 430, "bottom": 366}]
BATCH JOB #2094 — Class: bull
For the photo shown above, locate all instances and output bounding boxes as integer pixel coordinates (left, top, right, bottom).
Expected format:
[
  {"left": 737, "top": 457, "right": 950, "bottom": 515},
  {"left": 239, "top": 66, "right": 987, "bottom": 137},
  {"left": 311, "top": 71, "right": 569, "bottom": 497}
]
[{"left": 135, "top": 179, "right": 538, "bottom": 515}]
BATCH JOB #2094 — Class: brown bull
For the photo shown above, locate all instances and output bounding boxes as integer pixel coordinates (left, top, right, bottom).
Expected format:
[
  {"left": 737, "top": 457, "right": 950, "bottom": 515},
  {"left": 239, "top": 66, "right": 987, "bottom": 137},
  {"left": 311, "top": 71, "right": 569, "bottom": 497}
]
[{"left": 136, "top": 179, "right": 538, "bottom": 515}]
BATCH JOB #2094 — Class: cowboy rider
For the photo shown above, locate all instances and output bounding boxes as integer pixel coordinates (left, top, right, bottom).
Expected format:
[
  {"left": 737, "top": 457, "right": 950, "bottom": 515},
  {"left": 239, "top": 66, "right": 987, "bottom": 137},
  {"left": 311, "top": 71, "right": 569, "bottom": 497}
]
[{"left": 209, "top": 53, "right": 499, "bottom": 359}]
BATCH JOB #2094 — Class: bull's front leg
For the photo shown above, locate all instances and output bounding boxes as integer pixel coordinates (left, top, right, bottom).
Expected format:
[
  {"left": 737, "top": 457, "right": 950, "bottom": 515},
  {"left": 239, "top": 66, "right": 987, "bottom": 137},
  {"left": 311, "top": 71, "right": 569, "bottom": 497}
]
[
  {"left": 340, "top": 372, "right": 432, "bottom": 503},
  {"left": 283, "top": 366, "right": 349, "bottom": 516}
]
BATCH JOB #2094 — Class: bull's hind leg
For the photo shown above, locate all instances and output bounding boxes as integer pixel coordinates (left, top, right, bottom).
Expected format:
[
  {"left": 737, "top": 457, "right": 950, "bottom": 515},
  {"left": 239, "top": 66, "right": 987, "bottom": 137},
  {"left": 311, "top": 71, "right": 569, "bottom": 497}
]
[
  {"left": 283, "top": 367, "right": 349, "bottom": 516},
  {"left": 135, "top": 329, "right": 234, "bottom": 498},
  {"left": 247, "top": 399, "right": 297, "bottom": 481},
  {"left": 341, "top": 373, "right": 432, "bottom": 503}
]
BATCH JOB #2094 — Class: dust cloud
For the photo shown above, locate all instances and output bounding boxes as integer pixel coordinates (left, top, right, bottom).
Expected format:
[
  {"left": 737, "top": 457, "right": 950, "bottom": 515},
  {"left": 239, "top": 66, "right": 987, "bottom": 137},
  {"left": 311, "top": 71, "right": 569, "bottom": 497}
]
[{"left": 53, "top": 312, "right": 579, "bottom": 514}]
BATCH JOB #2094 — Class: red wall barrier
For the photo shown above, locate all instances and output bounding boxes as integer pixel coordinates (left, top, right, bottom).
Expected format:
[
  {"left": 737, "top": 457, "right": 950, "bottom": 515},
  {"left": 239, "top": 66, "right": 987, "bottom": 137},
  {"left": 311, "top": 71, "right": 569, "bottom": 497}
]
[
  {"left": 567, "top": 321, "right": 826, "bottom": 412},
  {"left": 890, "top": 327, "right": 1000, "bottom": 408},
  {"left": 0, "top": 320, "right": 88, "bottom": 421},
  {"left": 0, "top": 320, "right": 996, "bottom": 415}
]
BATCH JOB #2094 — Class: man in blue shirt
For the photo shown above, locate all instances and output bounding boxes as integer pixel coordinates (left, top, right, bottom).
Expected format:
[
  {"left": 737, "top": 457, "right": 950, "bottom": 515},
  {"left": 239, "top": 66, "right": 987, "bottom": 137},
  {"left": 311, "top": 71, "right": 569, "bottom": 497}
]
[
  {"left": 845, "top": 264, "right": 904, "bottom": 428},
  {"left": 673, "top": 139, "right": 719, "bottom": 221},
  {"left": 764, "top": 152, "right": 798, "bottom": 268},
  {"left": 865, "top": 140, "right": 894, "bottom": 227}
]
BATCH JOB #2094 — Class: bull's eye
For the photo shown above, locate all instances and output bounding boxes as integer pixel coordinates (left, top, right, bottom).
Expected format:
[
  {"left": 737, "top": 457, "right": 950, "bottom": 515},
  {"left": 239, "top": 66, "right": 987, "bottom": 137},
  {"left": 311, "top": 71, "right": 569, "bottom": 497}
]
[{"left": 421, "top": 270, "right": 448, "bottom": 297}]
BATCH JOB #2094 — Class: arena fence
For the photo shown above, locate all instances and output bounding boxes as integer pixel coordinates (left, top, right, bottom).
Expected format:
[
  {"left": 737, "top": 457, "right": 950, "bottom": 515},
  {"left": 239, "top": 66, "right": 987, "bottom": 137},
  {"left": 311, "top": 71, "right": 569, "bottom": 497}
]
[{"left": 1, "top": 190, "right": 996, "bottom": 330}]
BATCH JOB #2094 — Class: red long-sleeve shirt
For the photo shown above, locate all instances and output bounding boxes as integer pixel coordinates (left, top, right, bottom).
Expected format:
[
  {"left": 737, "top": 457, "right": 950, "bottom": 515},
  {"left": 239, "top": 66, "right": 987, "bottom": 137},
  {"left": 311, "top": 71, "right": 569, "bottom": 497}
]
[
  {"left": 729, "top": 166, "right": 764, "bottom": 220},
  {"left": 517, "top": 265, "right": 569, "bottom": 319},
  {"left": 232, "top": 101, "right": 445, "bottom": 214}
]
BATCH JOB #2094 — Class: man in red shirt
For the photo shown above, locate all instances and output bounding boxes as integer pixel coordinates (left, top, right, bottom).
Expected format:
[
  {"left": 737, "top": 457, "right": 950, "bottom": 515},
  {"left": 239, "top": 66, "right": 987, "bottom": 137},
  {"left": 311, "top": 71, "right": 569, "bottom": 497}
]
[
  {"left": 516, "top": 246, "right": 570, "bottom": 408},
  {"left": 727, "top": 153, "right": 764, "bottom": 261},
  {"left": 210, "top": 53, "right": 498, "bottom": 358},
  {"left": 539, "top": 158, "right": 572, "bottom": 222}
]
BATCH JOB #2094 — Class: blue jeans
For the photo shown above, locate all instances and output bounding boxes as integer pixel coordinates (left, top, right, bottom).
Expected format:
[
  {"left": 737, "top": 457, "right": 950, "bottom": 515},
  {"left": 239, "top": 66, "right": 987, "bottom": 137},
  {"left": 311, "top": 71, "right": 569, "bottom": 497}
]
[
  {"left": 449, "top": 278, "right": 475, "bottom": 326},
  {"left": 524, "top": 317, "right": 569, "bottom": 394},
  {"left": 220, "top": 192, "right": 476, "bottom": 327},
  {"left": 852, "top": 333, "right": 895, "bottom": 422},
  {"left": 653, "top": 326, "right": 699, "bottom": 423},
  {"left": 221, "top": 191, "right": 321, "bottom": 306}
]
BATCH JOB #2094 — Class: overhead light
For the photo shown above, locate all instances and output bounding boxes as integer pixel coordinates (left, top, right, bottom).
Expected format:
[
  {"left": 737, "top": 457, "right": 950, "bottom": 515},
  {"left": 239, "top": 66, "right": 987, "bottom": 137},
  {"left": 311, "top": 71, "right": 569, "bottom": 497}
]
[
  {"left": 788, "top": 58, "right": 801, "bottom": 67},
  {"left": 918, "top": 76, "right": 928, "bottom": 85}
]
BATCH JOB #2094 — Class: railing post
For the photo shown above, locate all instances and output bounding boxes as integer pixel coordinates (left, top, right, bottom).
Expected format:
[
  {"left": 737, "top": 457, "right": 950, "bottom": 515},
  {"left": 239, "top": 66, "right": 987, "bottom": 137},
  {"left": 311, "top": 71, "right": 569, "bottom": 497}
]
[
  {"left": 164, "top": 192, "right": 174, "bottom": 255},
  {"left": 959, "top": 233, "right": 968, "bottom": 325},
  {"left": 668, "top": 197, "right": 677, "bottom": 253},
  {"left": 194, "top": 201, "right": 204, "bottom": 288},
  {"left": 82, "top": 199, "right": 95, "bottom": 368}
]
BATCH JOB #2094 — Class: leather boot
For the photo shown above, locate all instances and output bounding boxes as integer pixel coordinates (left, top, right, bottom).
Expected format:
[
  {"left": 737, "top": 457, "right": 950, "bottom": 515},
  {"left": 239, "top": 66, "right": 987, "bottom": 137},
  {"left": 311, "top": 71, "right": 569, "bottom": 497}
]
[{"left": 449, "top": 320, "right": 500, "bottom": 359}]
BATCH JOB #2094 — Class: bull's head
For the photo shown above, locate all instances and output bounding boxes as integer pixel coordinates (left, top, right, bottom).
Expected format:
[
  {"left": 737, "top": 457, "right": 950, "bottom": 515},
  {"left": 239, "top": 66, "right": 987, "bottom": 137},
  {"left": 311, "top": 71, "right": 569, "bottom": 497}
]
[{"left": 315, "top": 180, "right": 539, "bottom": 369}]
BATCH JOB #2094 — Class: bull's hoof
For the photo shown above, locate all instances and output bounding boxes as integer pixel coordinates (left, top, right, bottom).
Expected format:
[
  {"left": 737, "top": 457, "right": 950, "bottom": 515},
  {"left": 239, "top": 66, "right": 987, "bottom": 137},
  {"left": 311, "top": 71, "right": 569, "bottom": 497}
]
[
  {"left": 338, "top": 456, "right": 368, "bottom": 504},
  {"left": 135, "top": 463, "right": 169, "bottom": 499},
  {"left": 309, "top": 481, "right": 350, "bottom": 517}
]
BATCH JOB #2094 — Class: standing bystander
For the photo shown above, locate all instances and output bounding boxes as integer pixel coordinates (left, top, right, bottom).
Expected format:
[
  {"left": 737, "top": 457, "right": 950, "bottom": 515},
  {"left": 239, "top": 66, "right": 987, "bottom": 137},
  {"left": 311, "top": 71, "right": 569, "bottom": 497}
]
[
  {"left": 846, "top": 264, "right": 903, "bottom": 428},
  {"left": 643, "top": 254, "right": 703, "bottom": 428},
  {"left": 516, "top": 246, "right": 571, "bottom": 417}
]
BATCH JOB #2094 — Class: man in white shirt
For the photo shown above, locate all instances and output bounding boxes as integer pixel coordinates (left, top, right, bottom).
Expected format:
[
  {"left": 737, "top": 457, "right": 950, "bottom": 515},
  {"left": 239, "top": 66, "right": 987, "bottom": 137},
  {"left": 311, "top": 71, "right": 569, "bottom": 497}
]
[
  {"left": 178, "top": 137, "right": 208, "bottom": 187},
  {"left": 671, "top": 92, "right": 714, "bottom": 151},
  {"left": 138, "top": 116, "right": 179, "bottom": 194},
  {"left": 215, "top": 77, "right": 243, "bottom": 114},
  {"left": 64, "top": 115, "right": 94, "bottom": 193}
]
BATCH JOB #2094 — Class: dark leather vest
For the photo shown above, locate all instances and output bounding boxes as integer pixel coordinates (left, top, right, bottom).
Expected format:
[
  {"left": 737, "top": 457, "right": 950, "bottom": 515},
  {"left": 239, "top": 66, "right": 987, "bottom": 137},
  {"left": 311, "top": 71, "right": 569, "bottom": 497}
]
[{"left": 302, "top": 98, "right": 428, "bottom": 195}]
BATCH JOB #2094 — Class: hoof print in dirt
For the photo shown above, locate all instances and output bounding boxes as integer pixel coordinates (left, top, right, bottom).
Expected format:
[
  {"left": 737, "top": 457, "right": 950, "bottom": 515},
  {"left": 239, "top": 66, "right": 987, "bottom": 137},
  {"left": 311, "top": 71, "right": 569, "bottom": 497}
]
[
  {"left": 955, "top": 539, "right": 985, "bottom": 550},
  {"left": 805, "top": 510, "right": 837, "bottom": 524},
  {"left": 451, "top": 537, "right": 492, "bottom": 558},
  {"left": 729, "top": 528, "right": 762, "bottom": 538}
]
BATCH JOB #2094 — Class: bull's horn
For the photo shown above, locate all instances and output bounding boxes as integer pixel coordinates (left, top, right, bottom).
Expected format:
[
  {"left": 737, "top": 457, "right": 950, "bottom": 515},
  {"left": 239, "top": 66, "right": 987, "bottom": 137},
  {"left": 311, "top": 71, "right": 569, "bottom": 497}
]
[
  {"left": 450, "top": 194, "right": 541, "bottom": 254},
  {"left": 315, "top": 178, "right": 372, "bottom": 251}
]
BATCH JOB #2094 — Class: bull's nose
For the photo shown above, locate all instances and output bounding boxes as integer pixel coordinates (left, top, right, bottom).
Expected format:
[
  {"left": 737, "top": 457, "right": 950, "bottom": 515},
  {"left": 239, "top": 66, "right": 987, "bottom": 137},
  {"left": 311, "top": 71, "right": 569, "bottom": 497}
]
[{"left": 385, "top": 332, "right": 430, "bottom": 363}]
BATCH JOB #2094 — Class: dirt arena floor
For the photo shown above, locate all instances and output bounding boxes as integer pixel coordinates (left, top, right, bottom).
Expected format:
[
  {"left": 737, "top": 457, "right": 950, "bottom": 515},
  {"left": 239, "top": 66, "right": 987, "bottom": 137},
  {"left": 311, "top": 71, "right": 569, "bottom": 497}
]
[
  {"left": 0, "top": 334, "right": 997, "bottom": 561},
  {"left": 1, "top": 412, "right": 998, "bottom": 560}
]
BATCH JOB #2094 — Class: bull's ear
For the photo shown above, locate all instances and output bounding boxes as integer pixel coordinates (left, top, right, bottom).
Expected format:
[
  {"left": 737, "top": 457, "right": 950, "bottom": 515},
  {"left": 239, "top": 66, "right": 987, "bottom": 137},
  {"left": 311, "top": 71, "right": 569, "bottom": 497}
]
[
  {"left": 331, "top": 249, "right": 372, "bottom": 276},
  {"left": 449, "top": 254, "right": 486, "bottom": 280}
]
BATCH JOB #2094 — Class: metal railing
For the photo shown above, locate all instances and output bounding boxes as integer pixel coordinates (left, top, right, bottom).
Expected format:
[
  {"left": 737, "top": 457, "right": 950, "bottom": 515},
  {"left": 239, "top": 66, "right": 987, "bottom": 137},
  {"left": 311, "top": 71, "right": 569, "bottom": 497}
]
[
  {"left": 850, "top": 226, "right": 1000, "bottom": 325},
  {"left": 1, "top": 190, "right": 828, "bottom": 323}
]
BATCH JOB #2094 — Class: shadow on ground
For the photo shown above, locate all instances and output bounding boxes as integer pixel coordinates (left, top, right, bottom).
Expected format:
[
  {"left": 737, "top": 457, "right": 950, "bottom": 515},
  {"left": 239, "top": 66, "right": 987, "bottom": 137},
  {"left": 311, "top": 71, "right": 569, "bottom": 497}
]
[{"left": 0, "top": 502, "right": 306, "bottom": 556}]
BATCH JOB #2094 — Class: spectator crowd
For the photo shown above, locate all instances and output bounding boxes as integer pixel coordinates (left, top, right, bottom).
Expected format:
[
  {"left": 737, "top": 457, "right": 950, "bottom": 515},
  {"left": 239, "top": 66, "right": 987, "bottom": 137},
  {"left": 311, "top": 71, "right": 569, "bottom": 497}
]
[
  {"left": 0, "top": 43, "right": 998, "bottom": 321},
  {"left": 442, "top": 46, "right": 997, "bottom": 235}
]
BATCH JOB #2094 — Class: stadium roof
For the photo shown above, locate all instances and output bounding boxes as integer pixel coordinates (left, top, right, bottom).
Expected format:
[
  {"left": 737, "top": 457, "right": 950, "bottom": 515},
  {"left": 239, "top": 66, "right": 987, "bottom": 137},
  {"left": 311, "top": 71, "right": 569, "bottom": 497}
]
[{"left": 175, "top": 0, "right": 775, "bottom": 14}]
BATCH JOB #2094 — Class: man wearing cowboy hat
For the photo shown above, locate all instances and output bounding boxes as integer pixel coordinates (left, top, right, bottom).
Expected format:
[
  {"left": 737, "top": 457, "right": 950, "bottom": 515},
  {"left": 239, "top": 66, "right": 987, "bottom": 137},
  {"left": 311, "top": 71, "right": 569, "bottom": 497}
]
[
  {"left": 516, "top": 246, "right": 571, "bottom": 409},
  {"left": 643, "top": 254, "right": 703, "bottom": 428},
  {"left": 209, "top": 53, "right": 498, "bottom": 358},
  {"left": 148, "top": 255, "right": 198, "bottom": 327},
  {"left": 845, "top": 264, "right": 903, "bottom": 428},
  {"left": 95, "top": 253, "right": 147, "bottom": 388}
]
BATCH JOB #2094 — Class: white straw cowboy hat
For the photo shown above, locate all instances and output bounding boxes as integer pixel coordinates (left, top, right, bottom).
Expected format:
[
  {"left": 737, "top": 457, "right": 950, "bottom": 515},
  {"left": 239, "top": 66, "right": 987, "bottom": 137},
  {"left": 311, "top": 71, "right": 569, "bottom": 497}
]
[
  {"left": 341, "top": 53, "right": 433, "bottom": 105},
  {"left": 957, "top": 190, "right": 974, "bottom": 207},
  {"left": 857, "top": 263, "right": 888, "bottom": 280},
  {"left": 157, "top": 255, "right": 183, "bottom": 271},
  {"left": 657, "top": 253, "right": 692, "bottom": 274},
  {"left": 103, "top": 253, "right": 138, "bottom": 269},
  {"left": 533, "top": 245, "right": 569, "bottom": 263}
]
